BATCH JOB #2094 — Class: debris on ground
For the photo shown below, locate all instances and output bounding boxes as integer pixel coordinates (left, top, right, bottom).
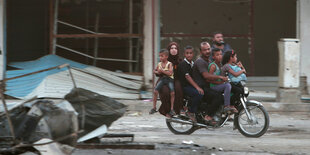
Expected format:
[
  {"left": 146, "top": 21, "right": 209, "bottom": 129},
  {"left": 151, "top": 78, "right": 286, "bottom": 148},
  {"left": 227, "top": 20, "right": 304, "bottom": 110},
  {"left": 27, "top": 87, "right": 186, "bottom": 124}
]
[{"left": 0, "top": 87, "right": 127, "bottom": 154}]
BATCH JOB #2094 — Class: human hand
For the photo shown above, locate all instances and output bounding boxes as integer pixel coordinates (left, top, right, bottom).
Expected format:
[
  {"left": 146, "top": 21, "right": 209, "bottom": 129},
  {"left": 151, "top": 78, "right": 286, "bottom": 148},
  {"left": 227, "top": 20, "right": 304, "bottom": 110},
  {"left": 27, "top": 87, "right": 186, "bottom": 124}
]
[
  {"left": 157, "top": 69, "right": 163, "bottom": 74},
  {"left": 196, "top": 87, "right": 204, "bottom": 95},
  {"left": 242, "top": 69, "right": 246, "bottom": 74},
  {"left": 237, "top": 61, "right": 244, "bottom": 68},
  {"left": 220, "top": 76, "right": 228, "bottom": 82}
]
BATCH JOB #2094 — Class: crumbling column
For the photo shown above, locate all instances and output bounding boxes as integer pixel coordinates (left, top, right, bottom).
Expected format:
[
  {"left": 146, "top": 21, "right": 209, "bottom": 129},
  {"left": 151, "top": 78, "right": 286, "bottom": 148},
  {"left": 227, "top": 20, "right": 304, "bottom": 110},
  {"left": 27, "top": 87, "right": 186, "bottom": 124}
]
[
  {"left": 0, "top": 0, "right": 5, "bottom": 80},
  {"left": 143, "top": 0, "right": 153, "bottom": 87},
  {"left": 297, "top": 0, "right": 310, "bottom": 95},
  {"left": 142, "top": 0, "right": 160, "bottom": 89},
  {"left": 276, "top": 38, "right": 301, "bottom": 103}
]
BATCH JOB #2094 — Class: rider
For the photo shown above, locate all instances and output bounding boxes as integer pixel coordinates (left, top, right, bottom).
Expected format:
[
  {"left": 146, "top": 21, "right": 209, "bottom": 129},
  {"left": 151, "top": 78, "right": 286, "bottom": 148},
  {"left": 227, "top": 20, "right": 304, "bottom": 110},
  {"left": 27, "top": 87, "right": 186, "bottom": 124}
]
[
  {"left": 177, "top": 45, "right": 204, "bottom": 123},
  {"left": 192, "top": 42, "right": 228, "bottom": 122},
  {"left": 208, "top": 48, "right": 237, "bottom": 114},
  {"left": 221, "top": 50, "right": 247, "bottom": 105},
  {"left": 211, "top": 32, "right": 232, "bottom": 55}
]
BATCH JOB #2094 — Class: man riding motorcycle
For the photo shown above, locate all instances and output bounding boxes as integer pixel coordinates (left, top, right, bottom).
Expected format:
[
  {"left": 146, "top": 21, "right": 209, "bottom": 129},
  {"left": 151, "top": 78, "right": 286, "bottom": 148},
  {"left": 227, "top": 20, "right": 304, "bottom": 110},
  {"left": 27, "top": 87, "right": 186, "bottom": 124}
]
[
  {"left": 184, "top": 42, "right": 228, "bottom": 123},
  {"left": 167, "top": 42, "right": 270, "bottom": 137}
]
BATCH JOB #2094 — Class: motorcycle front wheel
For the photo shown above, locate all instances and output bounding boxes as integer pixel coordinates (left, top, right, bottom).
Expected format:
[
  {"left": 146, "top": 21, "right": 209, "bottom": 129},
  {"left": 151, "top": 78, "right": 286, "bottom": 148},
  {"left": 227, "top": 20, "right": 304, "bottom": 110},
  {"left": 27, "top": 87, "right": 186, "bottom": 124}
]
[
  {"left": 166, "top": 118, "right": 196, "bottom": 135},
  {"left": 235, "top": 105, "right": 269, "bottom": 137}
]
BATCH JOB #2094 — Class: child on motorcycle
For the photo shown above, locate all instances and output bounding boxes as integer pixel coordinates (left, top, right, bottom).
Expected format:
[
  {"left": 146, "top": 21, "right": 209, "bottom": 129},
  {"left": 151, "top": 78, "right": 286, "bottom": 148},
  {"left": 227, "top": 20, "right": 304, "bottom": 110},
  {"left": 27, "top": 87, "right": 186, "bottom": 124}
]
[
  {"left": 150, "top": 49, "right": 176, "bottom": 116},
  {"left": 177, "top": 45, "right": 204, "bottom": 123},
  {"left": 208, "top": 48, "right": 238, "bottom": 114},
  {"left": 221, "top": 50, "right": 247, "bottom": 104}
]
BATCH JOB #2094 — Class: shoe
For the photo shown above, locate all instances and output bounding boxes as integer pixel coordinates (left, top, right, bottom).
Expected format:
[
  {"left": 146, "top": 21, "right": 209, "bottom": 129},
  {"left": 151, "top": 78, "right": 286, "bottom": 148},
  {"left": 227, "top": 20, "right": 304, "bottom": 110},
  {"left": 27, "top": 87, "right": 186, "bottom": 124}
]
[
  {"left": 186, "top": 112, "right": 197, "bottom": 123},
  {"left": 169, "top": 109, "right": 176, "bottom": 116},
  {"left": 149, "top": 108, "right": 157, "bottom": 114},
  {"left": 230, "top": 106, "right": 238, "bottom": 114}
]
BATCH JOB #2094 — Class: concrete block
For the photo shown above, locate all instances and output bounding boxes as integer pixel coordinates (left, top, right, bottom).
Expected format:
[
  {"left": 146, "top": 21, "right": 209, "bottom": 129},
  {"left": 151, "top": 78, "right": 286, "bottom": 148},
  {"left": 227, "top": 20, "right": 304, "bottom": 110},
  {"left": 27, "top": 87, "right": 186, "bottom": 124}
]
[
  {"left": 276, "top": 88, "right": 301, "bottom": 103},
  {"left": 300, "top": 76, "right": 309, "bottom": 95},
  {"left": 278, "top": 38, "right": 300, "bottom": 88}
]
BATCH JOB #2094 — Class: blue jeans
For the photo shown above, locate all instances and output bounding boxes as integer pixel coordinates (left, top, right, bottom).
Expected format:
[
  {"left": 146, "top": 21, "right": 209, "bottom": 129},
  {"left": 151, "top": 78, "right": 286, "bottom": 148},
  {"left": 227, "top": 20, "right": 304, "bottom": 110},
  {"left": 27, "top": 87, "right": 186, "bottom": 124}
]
[
  {"left": 183, "top": 86, "right": 203, "bottom": 113},
  {"left": 210, "top": 83, "right": 231, "bottom": 106},
  {"left": 155, "top": 77, "right": 174, "bottom": 92}
]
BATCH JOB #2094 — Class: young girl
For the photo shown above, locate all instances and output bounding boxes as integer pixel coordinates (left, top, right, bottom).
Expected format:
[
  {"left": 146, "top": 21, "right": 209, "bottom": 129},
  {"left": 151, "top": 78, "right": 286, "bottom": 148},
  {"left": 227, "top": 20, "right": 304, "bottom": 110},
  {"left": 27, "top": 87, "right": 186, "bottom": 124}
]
[
  {"left": 208, "top": 48, "right": 237, "bottom": 114},
  {"left": 221, "top": 50, "right": 247, "bottom": 104},
  {"left": 221, "top": 50, "right": 247, "bottom": 83}
]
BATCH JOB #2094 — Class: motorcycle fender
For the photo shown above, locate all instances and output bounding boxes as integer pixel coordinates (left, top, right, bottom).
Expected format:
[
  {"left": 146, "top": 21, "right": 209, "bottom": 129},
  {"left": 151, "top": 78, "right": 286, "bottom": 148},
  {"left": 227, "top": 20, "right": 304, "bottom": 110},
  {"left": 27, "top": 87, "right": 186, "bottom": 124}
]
[
  {"left": 233, "top": 100, "right": 263, "bottom": 130},
  {"left": 246, "top": 100, "right": 263, "bottom": 107}
]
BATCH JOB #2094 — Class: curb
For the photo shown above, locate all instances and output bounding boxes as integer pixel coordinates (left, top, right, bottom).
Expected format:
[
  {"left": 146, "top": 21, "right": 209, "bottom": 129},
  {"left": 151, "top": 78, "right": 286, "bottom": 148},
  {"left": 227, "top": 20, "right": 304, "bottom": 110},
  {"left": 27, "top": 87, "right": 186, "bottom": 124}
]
[{"left": 117, "top": 99, "right": 310, "bottom": 114}]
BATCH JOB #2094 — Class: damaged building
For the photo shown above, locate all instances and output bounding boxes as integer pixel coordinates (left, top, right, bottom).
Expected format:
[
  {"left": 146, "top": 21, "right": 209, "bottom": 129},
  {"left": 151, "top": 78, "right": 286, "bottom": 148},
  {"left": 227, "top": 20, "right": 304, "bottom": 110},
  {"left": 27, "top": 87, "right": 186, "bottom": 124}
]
[
  {"left": 0, "top": 0, "right": 309, "bottom": 98},
  {"left": 0, "top": 0, "right": 309, "bottom": 153}
]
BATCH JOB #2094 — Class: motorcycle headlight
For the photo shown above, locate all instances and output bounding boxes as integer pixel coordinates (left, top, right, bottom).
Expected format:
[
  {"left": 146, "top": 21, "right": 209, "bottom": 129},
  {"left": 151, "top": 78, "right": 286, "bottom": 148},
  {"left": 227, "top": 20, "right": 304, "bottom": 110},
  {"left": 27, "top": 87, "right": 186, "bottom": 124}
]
[{"left": 244, "top": 87, "right": 249, "bottom": 95}]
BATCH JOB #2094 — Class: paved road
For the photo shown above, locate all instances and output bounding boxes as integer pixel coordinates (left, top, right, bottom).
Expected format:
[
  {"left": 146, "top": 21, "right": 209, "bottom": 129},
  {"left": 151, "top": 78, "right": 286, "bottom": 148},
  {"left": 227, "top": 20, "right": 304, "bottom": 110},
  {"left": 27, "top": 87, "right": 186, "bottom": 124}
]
[{"left": 94, "top": 111, "right": 310, "bottom": 155}]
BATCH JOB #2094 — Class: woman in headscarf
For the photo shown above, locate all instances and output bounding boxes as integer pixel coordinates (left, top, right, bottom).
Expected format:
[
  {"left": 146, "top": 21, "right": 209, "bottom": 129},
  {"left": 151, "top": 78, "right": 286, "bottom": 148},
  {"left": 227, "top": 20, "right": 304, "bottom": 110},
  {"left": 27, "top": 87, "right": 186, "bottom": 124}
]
[{"left": 158, "top": 42, "right": 184, "bottom": 118}]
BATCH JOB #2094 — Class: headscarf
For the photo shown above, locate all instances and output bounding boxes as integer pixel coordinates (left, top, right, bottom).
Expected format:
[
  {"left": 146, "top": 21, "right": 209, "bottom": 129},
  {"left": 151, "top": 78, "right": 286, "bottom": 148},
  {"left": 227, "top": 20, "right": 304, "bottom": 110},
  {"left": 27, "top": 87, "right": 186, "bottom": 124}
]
[{"left": 167, "top": 42, "right": 180, "bottom": 66}]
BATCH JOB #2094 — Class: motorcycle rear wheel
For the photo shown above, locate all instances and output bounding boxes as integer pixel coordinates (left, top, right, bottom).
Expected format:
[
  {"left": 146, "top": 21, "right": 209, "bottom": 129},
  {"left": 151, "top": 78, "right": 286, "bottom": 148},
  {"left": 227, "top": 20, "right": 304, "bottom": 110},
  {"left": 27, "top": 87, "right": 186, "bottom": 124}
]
[
  {"left": 235, "top": 105, "right": 269, "bottom": 137},
  {"left": 166, "top": 118, "right": 196, "bottom": 135}
]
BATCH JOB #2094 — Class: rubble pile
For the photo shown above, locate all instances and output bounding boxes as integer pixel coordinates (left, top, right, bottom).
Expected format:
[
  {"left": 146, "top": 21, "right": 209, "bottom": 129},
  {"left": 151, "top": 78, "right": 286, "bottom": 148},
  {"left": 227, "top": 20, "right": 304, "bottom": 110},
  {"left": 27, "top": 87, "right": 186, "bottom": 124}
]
[{"left": 0, "top": 88, "right": 126, "bottom": 154}]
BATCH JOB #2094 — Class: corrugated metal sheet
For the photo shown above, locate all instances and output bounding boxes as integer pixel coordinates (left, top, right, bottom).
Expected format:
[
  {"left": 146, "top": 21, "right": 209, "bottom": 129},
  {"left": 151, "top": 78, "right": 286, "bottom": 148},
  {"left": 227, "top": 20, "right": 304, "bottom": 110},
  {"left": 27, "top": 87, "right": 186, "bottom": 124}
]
[{"left": 5, "top": 55, "right": 142, "bottom": 99}]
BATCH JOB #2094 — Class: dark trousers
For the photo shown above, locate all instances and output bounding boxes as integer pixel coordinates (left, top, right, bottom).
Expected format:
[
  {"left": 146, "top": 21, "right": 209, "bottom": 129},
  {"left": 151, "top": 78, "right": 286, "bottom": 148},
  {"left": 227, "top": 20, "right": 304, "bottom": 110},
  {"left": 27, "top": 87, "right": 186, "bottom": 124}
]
[
  {"left": 230, "top": 82, "right": 243, "bottom": 105},
  {"left": 199, "top": 86, "right": 224, "bottom": 116},
  {"left": 183, "top": 86, "right": 203, "bottom": 113}
]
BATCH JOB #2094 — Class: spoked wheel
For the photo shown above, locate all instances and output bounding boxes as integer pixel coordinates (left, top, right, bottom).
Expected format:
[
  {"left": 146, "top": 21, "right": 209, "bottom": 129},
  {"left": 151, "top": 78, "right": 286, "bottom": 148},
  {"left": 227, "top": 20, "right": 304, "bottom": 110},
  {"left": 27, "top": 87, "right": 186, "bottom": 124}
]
[
  {"left": 166, "top": 117, "right": 196, "bottom": 135},
  {"left": 235, "top": 105, "right": 269, "bottom": 137}
]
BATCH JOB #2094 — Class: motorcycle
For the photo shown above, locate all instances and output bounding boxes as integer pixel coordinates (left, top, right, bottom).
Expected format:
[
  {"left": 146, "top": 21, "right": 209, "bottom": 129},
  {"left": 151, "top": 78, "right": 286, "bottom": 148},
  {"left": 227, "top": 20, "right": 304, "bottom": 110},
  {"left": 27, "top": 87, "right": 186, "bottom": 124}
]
[{"left": 166, "top": 81, "right": 270, "bottom": 137}]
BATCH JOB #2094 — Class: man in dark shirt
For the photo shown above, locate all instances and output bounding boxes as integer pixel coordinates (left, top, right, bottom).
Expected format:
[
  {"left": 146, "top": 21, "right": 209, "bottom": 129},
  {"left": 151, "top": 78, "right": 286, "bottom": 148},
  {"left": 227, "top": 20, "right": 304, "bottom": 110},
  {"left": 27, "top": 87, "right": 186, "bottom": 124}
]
[
  {"left": 178, "top": 46, "right": 204, "bottom": 122},
  {"left": 211, "top": 31, "right": 232, "bottom": 56},
  {"left": 192, "top": 42, "right": 227, "bottom": 118}
]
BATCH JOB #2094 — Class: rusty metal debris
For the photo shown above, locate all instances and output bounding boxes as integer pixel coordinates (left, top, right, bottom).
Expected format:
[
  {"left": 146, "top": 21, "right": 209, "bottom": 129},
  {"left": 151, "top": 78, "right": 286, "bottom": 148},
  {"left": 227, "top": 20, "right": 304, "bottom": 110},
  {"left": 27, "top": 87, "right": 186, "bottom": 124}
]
[{"left": 0, "top": 64, "right": 127, "bottom": 154}]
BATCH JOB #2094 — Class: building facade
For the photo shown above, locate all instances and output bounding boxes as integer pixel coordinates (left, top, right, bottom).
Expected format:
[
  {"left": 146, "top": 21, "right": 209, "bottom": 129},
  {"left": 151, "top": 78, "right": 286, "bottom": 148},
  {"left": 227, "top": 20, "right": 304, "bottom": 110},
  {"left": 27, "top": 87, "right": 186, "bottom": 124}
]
[{"left": 0, "top": 0, "right": 309, "bottom": 93}]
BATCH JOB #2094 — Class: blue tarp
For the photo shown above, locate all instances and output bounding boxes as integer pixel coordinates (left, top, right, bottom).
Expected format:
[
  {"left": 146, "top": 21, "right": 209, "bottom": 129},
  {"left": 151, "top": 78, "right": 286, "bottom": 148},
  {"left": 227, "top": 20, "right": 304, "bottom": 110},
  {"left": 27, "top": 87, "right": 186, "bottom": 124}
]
[{"left": 5, "top": 54, "right": 88, "bottom": 98}]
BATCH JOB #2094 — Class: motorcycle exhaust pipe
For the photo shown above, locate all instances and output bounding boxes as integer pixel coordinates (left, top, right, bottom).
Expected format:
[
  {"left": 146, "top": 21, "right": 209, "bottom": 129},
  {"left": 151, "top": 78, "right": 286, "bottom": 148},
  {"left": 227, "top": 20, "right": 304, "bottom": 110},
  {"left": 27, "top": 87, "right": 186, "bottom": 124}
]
[
  {"left": 167, "top": 118, "right": 208, "bottom": 128},
  {"left": 167, "top": 118, "right": 193, "bottom": 125}
]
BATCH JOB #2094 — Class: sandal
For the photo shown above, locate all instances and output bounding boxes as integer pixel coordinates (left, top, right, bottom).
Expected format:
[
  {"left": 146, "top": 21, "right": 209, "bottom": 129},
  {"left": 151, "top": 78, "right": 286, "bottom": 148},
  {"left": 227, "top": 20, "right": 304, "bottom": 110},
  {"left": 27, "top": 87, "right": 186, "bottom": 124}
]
[
  {"left": 165, "top": 114, "right": 172, "bottom": 119},
  {"left": 223, "top": 106, "right": 233, "bottom": 114},
  {"left": 149, "top": 108, "right": 157, "bottom": 114},
  {"left": 230, "top": 106, "right": 238, "bottom": 114},
  {"left": 186, "top": 112, "right": 197, "bottom": 123},
  {"left": 169, "top": 109, "right": 176, "bottom": 116},
  {"left": 180, "top": 107, "right": 187, "bottom": 116},
  {"left": 204, "top": 115, "right": 217, "bottom": 125}
]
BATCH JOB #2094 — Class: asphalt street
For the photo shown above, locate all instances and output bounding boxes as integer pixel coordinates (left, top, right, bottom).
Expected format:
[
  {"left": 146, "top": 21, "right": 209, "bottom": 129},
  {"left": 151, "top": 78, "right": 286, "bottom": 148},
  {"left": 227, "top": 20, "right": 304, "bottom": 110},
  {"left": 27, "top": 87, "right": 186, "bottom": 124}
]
[{"left": 73, "top": 103, "right": 310, "bottom": 155}]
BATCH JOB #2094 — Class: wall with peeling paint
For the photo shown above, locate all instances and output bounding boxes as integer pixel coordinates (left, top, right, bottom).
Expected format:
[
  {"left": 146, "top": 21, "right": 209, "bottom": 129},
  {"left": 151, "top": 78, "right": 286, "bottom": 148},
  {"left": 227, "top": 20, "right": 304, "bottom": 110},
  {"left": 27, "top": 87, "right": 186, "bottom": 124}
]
[{"left": 161, "top": 0, "right": 296, "bottom": 76}]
